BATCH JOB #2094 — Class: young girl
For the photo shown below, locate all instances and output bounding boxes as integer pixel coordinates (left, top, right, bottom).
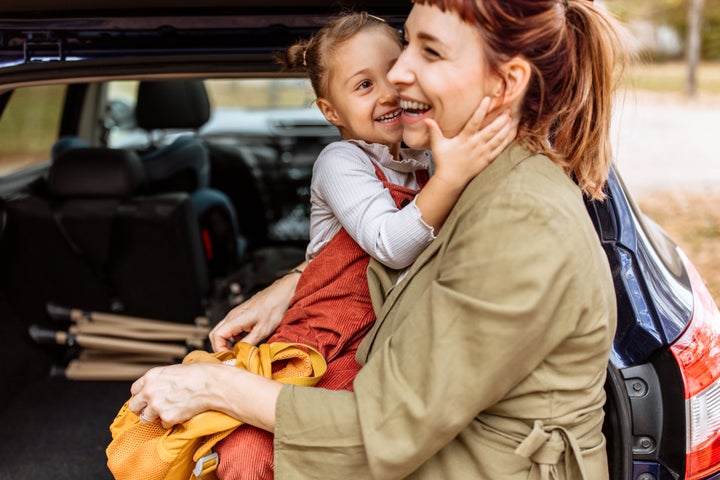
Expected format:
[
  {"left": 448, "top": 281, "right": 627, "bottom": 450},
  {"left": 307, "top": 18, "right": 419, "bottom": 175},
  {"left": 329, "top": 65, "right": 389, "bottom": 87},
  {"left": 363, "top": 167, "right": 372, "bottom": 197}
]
[{"left": 146, "top": 11, "right": 513, "bottom": 479}]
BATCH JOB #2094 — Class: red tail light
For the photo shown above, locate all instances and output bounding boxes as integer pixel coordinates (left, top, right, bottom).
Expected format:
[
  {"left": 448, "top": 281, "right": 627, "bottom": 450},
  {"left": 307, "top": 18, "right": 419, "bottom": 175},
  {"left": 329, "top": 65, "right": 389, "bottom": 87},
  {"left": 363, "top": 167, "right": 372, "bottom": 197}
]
[{"left": 670, "top": 250, "right": 720, "bottom": 479}]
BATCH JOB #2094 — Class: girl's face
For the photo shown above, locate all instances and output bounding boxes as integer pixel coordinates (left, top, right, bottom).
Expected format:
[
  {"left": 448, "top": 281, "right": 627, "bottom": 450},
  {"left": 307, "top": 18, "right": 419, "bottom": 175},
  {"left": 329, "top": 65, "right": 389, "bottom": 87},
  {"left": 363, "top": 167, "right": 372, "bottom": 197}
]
[
  {"left": 317, "top": 29, "right": 403, "bottom": 152},
  {"left": 388, "top": 3, "right": 503, "bottom": 149}
]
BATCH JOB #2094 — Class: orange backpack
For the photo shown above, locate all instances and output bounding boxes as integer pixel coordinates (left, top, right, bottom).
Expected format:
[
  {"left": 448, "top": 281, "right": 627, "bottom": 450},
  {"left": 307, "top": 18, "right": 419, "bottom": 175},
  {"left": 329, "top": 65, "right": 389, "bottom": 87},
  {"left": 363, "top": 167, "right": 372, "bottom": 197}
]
[{"left": 106, "top": 341, "right": 327, "bottom": 480}]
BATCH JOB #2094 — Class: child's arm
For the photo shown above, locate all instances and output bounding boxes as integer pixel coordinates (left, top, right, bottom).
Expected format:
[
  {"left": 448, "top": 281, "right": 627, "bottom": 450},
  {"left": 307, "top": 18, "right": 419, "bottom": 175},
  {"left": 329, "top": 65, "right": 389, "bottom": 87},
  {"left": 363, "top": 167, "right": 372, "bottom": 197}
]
[
  {"left": 415, "top": 96, "right": 515, "bottom": 233},
  {"left": 311, "top": 145, "right": 433, "bottom": 269},
  {"left": 315, "top": 99, "right": 514, "bottom": 269}
]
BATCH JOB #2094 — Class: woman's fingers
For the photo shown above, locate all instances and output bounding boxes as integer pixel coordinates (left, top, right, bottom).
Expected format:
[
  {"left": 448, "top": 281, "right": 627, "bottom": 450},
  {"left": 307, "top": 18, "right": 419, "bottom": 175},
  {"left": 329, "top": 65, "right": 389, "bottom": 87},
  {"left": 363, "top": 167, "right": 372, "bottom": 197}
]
[
  {"left": 139, "top": 407, "right": 156, "bottom": 424},
  {"left": 130, "top": 376, "right": 144, "bottom": 396},
  {"left": 209, "top": 304, "right": 255, "bottom": 352},
  {"left": 127, "top": 364, "right": 204, "bottom": 428},
  {"left": 209, "top": 320, "right": 239, "bottom": 352}
]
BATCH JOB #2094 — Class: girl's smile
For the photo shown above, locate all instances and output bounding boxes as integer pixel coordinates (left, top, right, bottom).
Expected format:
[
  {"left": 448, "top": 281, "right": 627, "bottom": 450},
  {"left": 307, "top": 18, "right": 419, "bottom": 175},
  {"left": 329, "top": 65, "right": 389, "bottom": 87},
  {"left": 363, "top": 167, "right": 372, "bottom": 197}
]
[{"left": 375, "top": 107, "right": 403, "bottom": 124}]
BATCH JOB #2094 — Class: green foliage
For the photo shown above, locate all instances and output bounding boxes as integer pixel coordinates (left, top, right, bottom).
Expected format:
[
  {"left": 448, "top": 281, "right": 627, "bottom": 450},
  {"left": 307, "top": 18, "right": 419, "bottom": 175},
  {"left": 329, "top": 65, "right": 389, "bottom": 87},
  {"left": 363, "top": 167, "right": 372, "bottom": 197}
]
[
  {"left": 705, "top": 2, "right": 720, "bottom": 59},
  {"left": 0, "top": 85, "right": 64, "bottom": 154},
  {"left": 605, "top": 0, "right": 720, "bottom": 60},
  {"left": 625, "top": 61, "right": 720, "bottom": 95}
]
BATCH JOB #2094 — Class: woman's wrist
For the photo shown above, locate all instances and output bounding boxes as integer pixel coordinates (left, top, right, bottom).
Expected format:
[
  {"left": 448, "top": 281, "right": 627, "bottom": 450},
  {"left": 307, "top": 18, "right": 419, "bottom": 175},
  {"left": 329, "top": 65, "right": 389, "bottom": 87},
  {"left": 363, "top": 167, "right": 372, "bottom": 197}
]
[{"left": 214, "top": 365, "right": 283, "bottom": 432}]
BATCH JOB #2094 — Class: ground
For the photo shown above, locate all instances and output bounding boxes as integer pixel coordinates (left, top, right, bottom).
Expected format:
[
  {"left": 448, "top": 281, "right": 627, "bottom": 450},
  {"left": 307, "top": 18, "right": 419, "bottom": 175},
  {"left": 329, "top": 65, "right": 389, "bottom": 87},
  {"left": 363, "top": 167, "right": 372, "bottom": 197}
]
[
  {"left": 611, "top": 87, "right": 720, "bottom": 307},
  {"left": 636, "top": 190, "right": 720, "bottom": 306}
]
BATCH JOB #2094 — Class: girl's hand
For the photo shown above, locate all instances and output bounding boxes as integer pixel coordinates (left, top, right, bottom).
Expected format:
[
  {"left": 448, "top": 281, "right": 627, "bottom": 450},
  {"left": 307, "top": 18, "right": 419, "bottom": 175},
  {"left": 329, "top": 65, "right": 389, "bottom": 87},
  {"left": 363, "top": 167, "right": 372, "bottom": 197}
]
[{"left": 427, "top": 96, "right": 517, "bottom": 189}]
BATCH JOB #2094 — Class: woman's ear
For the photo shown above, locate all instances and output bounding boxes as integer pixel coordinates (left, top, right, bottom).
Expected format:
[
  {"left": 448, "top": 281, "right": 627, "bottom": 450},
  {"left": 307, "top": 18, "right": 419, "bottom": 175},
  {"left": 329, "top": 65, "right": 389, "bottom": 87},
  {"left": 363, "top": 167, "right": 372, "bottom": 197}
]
[
  {"left": 493, "top": 56, "right": 531, "bottom": 109},
  {"left": 316, "top": 98, "right": 342, "bottom": 127}
]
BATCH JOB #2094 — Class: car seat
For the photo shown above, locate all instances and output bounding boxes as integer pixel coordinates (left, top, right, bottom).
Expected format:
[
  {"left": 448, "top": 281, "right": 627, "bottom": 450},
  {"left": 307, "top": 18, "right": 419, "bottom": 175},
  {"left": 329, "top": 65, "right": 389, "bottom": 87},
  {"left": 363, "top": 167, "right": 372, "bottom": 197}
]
[
  {"left": 135, "top": 131, "right": 245, "bottom": 280},
  {"left": 135, "top": 79, "right": 269, "bottom": 251},
  {"left": 134, "top": 79, "right": 269, "bottom": 276},
  {"left": 51, "top": 81, "right": 247, "bottom": 279},
  {"left": 0, "top": 147, "right": 209, "bottom": 323}
]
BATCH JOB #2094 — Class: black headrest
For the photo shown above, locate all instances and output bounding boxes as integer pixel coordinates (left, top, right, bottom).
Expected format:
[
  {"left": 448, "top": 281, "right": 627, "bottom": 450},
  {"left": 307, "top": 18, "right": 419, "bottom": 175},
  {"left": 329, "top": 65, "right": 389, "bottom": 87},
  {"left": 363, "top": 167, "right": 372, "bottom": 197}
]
[
  {"left": 48, "top": 148, "right": 145, "bottom": 198},
  {"left": 135, "top": 80, "right": 211, "bottom": 131}
]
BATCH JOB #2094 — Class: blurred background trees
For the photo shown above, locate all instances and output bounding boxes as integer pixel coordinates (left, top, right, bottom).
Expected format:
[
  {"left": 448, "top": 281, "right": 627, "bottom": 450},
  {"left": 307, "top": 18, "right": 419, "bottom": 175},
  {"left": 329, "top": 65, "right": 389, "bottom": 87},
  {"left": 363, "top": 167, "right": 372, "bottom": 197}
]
[
  {"left": 604, "top": 0, "right": 720, "bottom": 96},
  {"left": 604, "top": 0, "right": 720, "bottom": 61}
]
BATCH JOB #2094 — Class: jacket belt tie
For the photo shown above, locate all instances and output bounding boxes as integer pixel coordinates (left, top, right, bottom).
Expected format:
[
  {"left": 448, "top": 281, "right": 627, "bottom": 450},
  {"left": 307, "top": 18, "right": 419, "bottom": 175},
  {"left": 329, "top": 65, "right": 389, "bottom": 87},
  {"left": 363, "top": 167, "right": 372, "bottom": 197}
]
[{"left": 514, "top": 420, "right": 587, "bottom": 480}]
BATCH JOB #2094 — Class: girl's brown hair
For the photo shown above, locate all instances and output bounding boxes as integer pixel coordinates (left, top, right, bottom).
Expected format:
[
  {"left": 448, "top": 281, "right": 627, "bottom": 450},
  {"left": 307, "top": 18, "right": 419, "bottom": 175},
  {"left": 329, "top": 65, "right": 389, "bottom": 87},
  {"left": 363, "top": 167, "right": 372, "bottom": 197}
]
[
  {"left": 277, "top": 12, "right": 402, "bottom": 100},
  {"left": 415, "top": 0, "right": 631, "bottom": 199}
]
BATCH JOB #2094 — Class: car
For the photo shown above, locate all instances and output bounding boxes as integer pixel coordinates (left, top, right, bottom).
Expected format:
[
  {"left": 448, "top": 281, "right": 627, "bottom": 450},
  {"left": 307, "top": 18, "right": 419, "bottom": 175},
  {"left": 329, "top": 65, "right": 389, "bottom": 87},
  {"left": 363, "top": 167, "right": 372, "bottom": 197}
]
[{"left": 1, "top": 1, "right": 719, "bottom": 479}]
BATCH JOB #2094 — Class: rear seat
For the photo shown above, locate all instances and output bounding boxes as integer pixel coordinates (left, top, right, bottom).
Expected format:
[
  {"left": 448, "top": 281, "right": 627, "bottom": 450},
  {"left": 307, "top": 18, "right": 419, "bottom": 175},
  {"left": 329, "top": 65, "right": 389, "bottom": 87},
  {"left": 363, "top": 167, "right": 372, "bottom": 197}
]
[{"left": 0, "top": 147, "right": 209, "bottom": 324}]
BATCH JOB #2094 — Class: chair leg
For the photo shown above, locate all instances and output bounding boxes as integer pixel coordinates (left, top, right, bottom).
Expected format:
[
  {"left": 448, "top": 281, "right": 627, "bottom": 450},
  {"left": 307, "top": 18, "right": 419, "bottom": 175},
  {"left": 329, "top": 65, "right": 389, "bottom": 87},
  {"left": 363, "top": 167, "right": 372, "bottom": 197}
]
[{"left": 37, "top": 304, "right": 215, "bottom": 381}]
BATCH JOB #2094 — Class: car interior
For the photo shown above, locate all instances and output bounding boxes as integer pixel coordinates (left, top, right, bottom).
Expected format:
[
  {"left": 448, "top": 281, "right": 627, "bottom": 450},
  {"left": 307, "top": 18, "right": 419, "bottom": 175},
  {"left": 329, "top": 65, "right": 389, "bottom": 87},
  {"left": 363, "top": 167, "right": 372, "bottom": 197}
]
[
  {"left": 0, "top": 10, "right": 712, "bottom": 473},
  {"left": 0, "top": 76, "right": 337, "bottom": 478}
]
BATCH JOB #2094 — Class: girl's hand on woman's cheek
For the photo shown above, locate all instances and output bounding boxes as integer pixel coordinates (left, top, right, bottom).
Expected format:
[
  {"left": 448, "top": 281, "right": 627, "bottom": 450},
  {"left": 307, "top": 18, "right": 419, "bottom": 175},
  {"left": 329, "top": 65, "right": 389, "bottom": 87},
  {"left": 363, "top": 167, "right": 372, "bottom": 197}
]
[{"left": 428, "top": 96, "right": 517, "bottom": 188}]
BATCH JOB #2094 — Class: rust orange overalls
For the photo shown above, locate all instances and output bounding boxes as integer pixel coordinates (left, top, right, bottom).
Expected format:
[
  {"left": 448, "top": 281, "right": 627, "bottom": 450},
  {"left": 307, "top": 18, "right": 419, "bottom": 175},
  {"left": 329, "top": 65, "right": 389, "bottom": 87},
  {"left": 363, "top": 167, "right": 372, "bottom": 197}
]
[{"left": 215, "top": 161, "right": 429, "bottom": 480}]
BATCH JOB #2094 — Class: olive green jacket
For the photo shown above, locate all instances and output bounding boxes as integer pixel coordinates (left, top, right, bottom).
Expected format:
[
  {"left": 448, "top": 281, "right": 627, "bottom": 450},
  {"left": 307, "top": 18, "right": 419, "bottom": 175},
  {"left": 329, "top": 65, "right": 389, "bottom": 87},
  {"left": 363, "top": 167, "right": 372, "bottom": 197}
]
[{"left": 274, "top": 143, "right": 617, "bottom": 479}]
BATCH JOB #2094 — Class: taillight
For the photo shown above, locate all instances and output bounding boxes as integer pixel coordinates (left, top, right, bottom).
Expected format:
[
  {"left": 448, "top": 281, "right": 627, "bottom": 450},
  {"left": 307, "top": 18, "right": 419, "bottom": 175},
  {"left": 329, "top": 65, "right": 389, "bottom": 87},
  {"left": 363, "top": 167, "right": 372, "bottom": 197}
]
[{"left": 670, "top": 250, "right": 720, "bottom": 479}]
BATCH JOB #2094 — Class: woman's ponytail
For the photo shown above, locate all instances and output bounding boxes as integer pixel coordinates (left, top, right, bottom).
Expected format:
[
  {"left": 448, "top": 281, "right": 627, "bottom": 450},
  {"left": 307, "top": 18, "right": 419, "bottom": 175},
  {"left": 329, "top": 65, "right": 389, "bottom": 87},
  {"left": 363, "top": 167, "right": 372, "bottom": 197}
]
[
  {"left": 416, "top": 0, "right": 632, "bottom": 199},
  {"left": 554, "top": 0, "right": 632, "bottom": 198}
]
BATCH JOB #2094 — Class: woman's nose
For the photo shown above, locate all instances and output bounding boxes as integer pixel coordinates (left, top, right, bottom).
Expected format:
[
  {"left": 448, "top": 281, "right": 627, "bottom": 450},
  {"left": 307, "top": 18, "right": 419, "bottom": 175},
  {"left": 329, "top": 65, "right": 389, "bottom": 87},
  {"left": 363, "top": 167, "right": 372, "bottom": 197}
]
[{"left": 387, "top": 51, "right": 412, "bottom": 87}]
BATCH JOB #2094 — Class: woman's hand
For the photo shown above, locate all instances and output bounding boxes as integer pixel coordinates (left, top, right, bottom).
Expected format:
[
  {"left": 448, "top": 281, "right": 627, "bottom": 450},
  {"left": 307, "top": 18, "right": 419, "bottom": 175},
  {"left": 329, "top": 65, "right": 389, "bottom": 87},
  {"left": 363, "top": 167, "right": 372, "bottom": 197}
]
[
  {"left": 129, "top": 362, "right": 221, "bottom": 428},
  {"left": 209, "top": 263, "right": 306, "bottom": 351},
  {"left": 129, "top": 362, "right": 283, "bottom": 431}
]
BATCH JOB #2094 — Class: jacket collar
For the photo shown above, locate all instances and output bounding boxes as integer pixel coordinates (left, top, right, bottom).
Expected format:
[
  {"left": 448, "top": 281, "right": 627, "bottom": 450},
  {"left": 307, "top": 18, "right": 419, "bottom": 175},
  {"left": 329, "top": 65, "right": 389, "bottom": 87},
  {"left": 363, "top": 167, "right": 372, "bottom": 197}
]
[{"left": 367, "top": 141, "right": 534, "bottom": 336}]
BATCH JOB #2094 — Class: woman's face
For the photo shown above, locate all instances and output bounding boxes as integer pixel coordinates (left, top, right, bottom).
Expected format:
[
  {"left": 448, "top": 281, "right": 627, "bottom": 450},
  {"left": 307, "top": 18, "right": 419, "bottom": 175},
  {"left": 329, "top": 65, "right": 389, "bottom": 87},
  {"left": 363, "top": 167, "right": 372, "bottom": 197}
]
[{"left": 388, "top": 3, "right": 503, "bottom": 149}]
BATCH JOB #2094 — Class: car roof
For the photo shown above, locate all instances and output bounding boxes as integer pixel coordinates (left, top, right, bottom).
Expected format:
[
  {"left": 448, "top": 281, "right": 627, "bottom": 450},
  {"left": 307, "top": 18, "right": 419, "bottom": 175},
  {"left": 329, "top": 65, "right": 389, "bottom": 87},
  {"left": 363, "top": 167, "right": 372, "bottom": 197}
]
[
  {"left": 0, "top": 0, "right": 410, "bottom": 86},
  {"left": 0, "top": 0, "right": 410, "bottom": 16}
]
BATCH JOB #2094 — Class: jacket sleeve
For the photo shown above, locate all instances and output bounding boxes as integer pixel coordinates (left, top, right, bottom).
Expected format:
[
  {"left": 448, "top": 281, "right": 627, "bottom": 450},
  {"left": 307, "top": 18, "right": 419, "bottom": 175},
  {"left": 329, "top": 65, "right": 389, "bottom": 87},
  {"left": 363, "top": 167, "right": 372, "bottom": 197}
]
[{"left": 275, "top": 183, "right": 601, "bottom": 479}]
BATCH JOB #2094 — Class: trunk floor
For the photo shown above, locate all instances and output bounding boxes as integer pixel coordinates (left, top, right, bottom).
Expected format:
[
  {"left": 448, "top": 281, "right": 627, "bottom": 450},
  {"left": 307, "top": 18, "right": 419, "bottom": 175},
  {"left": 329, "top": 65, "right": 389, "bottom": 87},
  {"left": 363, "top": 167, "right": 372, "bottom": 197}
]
[{"left": 0, "top": 378, "right": 131, "bottom": 479}]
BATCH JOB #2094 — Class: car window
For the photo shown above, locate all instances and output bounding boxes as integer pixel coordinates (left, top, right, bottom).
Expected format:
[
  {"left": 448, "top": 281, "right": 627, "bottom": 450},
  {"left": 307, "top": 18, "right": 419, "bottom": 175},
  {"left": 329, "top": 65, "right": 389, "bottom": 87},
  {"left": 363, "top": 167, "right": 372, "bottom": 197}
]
[
  {"left": 105, "top": 80, "right": 141, "bottom": 148},
  {"left": 0, "top": 85, "right": 66, "bottom": 177},
  {"left": 105, "top": 78, "right": 316, "bottom": 149},
  {"left": 205, "top": 78, "right": 315, "bottom": 109}
]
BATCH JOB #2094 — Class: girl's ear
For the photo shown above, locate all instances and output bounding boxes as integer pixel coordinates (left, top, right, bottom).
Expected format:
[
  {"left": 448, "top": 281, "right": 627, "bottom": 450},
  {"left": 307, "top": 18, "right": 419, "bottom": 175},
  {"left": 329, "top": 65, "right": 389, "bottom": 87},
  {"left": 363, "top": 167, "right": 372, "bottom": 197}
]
[
  {"left": 316, "top": 98, "right": 342, "bottom": 127},
  {"left": 491, "top": 56, "right": 531, "bottom": 109}
]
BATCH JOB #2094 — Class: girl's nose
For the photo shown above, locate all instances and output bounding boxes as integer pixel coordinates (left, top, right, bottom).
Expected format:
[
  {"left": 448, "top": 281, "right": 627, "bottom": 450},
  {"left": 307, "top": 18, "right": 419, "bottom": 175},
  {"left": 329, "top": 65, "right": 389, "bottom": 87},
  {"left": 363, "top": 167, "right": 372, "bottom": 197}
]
[{"left": 378, "top": 79, "right": 399, "bottom": 104}]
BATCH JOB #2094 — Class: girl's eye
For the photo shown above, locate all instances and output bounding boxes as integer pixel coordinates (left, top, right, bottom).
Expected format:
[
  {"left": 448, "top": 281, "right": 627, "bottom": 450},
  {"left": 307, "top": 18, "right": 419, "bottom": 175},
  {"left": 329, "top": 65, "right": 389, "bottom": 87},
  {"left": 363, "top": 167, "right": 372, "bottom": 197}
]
[{"left": 358, "top": 80, "right": 373, "bottom": 90}]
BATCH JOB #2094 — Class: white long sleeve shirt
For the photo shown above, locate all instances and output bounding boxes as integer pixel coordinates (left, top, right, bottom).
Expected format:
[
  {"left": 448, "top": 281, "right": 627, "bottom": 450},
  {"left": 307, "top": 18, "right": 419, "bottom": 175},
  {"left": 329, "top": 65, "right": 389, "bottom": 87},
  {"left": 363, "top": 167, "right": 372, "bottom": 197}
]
[{"left": 306, "top": 140, "right": 435, "bottom": 270}]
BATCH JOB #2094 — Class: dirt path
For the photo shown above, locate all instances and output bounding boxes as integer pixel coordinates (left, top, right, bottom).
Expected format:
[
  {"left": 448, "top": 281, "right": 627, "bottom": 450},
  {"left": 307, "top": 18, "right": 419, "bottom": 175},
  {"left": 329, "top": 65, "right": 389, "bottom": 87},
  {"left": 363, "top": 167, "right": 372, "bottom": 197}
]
[
  {"left": 636, "top": 191, "right": 720, "bottom": 306},
  {"left": 612, "top": 90, "right": 720, "bottom": 194}
]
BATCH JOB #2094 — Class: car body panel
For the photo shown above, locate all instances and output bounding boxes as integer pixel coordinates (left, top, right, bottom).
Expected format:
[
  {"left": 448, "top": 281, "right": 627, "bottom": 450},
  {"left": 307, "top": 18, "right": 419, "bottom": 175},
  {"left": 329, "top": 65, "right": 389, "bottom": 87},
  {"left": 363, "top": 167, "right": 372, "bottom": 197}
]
[{"left": 1, "top": 2, "right": 719, "bottom": 479}]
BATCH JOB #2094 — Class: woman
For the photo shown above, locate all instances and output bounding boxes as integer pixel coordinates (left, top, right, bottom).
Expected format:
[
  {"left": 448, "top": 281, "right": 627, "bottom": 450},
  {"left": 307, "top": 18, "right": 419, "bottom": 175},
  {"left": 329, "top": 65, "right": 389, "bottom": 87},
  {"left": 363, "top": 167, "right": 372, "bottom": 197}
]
[
  {"left": 130, "top": 0, "right": 628, "bottom": 477},
  {"left": 209, "top": 12, "right": 511, "bottom": 477}
]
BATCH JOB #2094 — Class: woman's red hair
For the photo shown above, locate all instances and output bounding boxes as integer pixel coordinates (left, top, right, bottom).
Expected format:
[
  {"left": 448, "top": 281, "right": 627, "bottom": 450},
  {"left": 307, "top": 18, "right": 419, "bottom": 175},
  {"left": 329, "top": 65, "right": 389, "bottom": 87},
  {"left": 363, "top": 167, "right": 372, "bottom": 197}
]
[{"left": 414, "top": 0, "right": 631, "bottom": 199}]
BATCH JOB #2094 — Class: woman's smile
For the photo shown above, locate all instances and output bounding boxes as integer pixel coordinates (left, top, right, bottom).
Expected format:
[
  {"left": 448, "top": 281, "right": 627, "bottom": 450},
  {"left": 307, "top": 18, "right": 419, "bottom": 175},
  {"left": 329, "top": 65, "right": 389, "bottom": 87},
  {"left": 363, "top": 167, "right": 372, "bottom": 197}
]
[
  {"left": 399, "top": 98, "right": 431, "bottom": 115},
  {"left": 398, "top": 97, "right": 432, "bottom": 126}
]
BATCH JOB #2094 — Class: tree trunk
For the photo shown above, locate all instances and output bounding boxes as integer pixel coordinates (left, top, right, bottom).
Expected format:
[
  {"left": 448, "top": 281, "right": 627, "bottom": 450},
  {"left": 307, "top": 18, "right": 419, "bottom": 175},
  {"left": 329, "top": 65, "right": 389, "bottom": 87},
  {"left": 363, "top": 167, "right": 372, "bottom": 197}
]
[{"left": 686, "top": 0, "right": 706, "bottom": 97}]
